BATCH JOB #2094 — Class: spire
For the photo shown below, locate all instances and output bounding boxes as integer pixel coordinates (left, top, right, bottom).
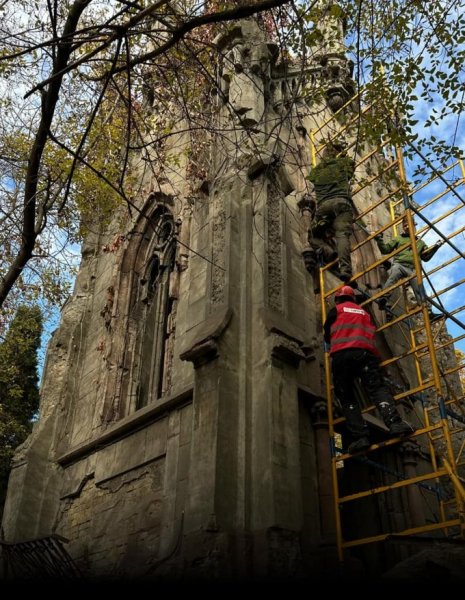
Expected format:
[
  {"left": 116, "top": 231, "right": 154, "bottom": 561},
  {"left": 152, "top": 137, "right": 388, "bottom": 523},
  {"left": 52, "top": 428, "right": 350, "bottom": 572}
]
[
  {"left": 312, "top": 0, "right": 347, "bottom": 59},
  {"left": 310, "top": 1, "right": 355, "bottom": 113}
]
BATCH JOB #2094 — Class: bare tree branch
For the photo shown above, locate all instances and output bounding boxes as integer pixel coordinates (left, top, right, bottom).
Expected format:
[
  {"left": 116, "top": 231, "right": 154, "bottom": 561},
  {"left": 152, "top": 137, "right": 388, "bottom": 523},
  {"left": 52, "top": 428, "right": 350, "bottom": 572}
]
[
  {"left": 25, "top": 0, "right": 291, "bottom": 97},
  {"left": 0, "top": 0, "right": 92, "bottom": 307}
]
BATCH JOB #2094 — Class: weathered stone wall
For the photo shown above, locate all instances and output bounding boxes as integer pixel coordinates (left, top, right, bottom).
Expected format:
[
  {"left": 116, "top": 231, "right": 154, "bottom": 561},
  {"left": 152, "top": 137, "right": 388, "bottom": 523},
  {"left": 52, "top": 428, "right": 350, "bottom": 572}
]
[
  {"left": 55, "top": 404, "right": 190, "bottom": 578},
  {"left": 3, "top": 12, "right": 459, "bottom": 582},
  {"left": 60, "top": 461, "right": 165, "bottom": 578}
]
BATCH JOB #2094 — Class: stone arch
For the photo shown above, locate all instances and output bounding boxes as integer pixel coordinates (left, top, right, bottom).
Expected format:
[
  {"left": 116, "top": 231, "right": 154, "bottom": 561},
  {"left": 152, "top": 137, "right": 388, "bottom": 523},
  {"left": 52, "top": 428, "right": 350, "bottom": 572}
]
[{"left": 117, "top": 198, "right": 177, "bottom": 414}]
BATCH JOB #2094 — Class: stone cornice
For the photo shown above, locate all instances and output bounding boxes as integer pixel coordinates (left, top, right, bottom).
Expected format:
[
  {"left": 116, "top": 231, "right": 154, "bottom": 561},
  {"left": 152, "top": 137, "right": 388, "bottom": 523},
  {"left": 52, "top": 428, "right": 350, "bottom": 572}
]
[
  {"left": 180, "top": 307, "right": 233, "bottom": 368},
  {"left": 56, "top": 386, "right": 193, "bottom": 467},
  {"left": 262, "top": 308, "right": 315, "bottom": 366}
]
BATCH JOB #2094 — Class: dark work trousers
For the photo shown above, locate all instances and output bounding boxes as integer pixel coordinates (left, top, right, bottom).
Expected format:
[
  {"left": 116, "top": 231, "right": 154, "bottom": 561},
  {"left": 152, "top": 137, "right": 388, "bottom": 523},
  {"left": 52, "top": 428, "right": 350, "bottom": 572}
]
[
  {"left": 383, "top": 261, "right": 427, "bottom": 305},
  {"left": 331, "top": 348, "right": 401, "bottom": 440},
  {"left": 311, "top": 197, "right": 353, "bottom": 278}
]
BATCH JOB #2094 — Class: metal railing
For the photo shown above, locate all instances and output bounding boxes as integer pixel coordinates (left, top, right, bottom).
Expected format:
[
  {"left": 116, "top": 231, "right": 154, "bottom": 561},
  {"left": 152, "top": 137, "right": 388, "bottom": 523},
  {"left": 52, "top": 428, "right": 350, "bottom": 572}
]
[{"left": 1, "top": 534, "right": 82, "bottom": 580}]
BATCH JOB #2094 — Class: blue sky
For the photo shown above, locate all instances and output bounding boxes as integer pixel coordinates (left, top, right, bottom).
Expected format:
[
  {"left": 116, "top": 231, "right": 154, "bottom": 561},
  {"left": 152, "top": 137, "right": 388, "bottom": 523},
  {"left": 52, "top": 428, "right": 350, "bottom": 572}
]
[
  {"left": 408, "top": 160, "right": 465, "bottom": 354},
  {"left": 403, "top": 55, "right": 465, "bottom": 354},
  {"left": 379, "top": 6, "right": 465, "bottom": 356}
]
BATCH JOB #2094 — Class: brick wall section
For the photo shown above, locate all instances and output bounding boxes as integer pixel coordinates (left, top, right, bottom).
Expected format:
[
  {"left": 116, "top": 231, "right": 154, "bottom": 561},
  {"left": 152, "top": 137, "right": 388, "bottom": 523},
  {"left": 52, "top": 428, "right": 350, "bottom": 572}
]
[{"left": 58, "top": 459, "right": 165, "bottom": 578}]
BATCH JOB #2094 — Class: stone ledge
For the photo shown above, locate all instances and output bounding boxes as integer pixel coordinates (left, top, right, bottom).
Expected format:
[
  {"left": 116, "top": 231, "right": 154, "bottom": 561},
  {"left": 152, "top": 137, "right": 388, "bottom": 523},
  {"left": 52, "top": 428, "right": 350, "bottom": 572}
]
[
  {"left": 262, "top": 308, "right": 315, "bottom": 362},
  {"left": 180, "top": 307, "right": 232, "bottom": 368},
  {"left": 57, "top": 386, "right": 193, "bottom": 467},
  {"left": 270, "top": 333, "right": 306, "bottom": 368}
]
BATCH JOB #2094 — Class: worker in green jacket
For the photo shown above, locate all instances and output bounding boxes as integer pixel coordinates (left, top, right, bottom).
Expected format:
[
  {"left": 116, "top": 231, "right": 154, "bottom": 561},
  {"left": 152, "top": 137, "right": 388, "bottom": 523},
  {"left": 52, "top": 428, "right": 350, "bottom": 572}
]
[
  {"left": 307, "top": 143, "right": 356, "bottom": 283},
  {"left": 375, "top": 216, "right": 444, "bottom": 321}
]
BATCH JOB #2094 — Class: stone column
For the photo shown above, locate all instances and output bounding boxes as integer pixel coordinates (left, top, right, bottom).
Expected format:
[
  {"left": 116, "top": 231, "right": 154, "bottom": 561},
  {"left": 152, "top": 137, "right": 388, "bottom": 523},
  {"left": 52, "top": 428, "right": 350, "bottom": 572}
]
[
  {"left": 297, "top": 193, "right": 314, "bottom": 248},
  {"left": 298, "top": 194, "right": 318, "bottom": 289},
  {"left": 400, "top": 441, "right": 425, "bottom": 528},
  {"left": 310, "top": 400, "right": 336, "bottom": 542}
]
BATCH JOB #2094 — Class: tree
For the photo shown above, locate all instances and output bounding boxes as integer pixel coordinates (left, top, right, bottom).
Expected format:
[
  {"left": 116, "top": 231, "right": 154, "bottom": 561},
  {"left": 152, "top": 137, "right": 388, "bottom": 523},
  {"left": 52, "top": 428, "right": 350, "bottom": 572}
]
[
  {"left": 0, "top": 0, "right": 292, "bottom": 335},
  {"left": 0, "top": 0, "right": 463, "bottom": 332},
  {"left": 339, "top": 0, "right": 465, "bottom": 175},
  {"left": 0, "top": 305, "right": 42, "bottom": 516}
]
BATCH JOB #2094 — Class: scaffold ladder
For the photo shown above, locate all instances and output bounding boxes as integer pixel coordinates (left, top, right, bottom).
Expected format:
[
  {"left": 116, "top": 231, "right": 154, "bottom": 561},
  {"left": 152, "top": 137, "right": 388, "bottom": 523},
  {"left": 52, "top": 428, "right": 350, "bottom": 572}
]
[{"left": 308, "top": 88, "right": 465, "bottom": 562}]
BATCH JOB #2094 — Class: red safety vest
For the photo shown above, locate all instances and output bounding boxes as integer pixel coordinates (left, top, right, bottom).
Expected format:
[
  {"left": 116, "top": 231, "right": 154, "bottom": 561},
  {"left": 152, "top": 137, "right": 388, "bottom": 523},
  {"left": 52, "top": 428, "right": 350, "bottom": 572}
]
[{"left": 330, "top": 301, "right": 379, "bottom": 356}]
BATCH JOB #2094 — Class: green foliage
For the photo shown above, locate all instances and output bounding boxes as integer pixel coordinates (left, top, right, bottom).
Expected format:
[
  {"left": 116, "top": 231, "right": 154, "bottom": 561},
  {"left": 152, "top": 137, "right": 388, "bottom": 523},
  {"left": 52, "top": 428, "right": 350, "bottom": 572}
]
[
  {"left": 338, "top": 0, "right": 465, "bottom": 164},
  {"left": 0, "top": 305, "right": 42, "bottom": 514}
]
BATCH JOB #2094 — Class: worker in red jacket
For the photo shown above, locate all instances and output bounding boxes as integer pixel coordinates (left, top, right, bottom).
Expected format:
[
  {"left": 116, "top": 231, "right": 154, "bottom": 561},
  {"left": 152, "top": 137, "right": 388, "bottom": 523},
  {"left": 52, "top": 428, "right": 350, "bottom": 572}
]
[{"left": 324, "top": 286, "right": 415, "bottom": 453}]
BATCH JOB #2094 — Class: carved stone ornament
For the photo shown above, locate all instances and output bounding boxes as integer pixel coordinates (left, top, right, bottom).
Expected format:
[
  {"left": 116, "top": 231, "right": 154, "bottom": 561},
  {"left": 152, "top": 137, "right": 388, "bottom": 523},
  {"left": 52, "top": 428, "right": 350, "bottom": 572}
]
[
  {"left": 270, "top": 333, "right": 306, "bottom": 368},
  {"left": 262, "top": 308, "right": 314, "bottom": 367},
  {"left": 319, "top": 55, "right": 355, "bottom": 113},
  {"left": 309, "top": 401, "right": 329, "bottom": 427},
  {"left": 153, "top": 213, "right": 175, "bottom": 252}
]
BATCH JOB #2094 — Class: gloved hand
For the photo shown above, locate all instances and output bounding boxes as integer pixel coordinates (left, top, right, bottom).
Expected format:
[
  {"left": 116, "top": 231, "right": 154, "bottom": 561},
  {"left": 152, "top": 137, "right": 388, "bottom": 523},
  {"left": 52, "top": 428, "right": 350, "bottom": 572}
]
[
  {"left": 324, "top": 341, "right": 331, "bottom": 353},
  {"left": 421, "top": 240, "right": 444, "bottom": 262}
]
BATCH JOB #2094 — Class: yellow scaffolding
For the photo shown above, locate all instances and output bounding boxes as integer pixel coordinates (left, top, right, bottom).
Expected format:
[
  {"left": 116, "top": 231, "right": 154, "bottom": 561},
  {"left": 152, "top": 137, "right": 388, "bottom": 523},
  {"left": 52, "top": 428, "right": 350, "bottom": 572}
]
[{"left": 309, "top": 98, "right": 465, "bottom": 562}]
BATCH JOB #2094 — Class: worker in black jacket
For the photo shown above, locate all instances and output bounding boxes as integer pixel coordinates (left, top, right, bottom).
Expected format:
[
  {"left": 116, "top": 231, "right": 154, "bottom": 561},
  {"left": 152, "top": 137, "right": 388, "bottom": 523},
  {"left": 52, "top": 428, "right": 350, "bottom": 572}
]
[{"left": 324, "top": 286, "right": 415, "bottom": 453}]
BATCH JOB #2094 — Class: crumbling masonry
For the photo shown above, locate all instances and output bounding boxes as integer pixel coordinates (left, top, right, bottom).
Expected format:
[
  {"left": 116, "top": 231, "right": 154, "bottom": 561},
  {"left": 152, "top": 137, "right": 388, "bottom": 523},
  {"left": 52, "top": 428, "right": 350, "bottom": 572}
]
[{"left": 3, "top": 9, "right": 464, "bottom": 582}]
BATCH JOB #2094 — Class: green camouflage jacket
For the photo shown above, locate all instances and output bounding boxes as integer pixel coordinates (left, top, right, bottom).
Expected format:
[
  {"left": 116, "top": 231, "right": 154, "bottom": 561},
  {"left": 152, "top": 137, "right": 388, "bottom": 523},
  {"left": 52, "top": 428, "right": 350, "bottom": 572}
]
[{"left": 307, "top": 156, "right": 355, "bottom": 203}]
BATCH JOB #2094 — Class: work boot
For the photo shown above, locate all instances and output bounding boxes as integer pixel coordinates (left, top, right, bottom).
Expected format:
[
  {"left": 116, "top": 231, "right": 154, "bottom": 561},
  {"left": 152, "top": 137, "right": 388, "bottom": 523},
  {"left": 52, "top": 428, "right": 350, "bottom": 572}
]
[
  {"left": 388, "top": 420, "right": 416, "bottom": 436},
  {"left": 347, "top": 436, "right": 370, "bottom": 454},
  {"left": 378, "top": 298, "right": 393, "bottom": 315},
  {"left": 319, "top": 246, "right": 338, "bottom": 263},
  {"left": 342, "top": 277, "right": 359, "bottom": 289},
  {"left": 315, "top": 247, "right": 326, "bottom": 267},
  {"left": 302, "top": 248, "right": 317, "bottom": 273},
  {"left": 339, "top": 272, "right": 352, "bottom": 283},
  {"left": 379, "top": 303, "right": 394, "bottom": 321},
  {"left": 377, "top": 297, "right": 388, "bottom": 309},
  {"left": 378, "top": 402, "right": 414, "bottom": 436}
]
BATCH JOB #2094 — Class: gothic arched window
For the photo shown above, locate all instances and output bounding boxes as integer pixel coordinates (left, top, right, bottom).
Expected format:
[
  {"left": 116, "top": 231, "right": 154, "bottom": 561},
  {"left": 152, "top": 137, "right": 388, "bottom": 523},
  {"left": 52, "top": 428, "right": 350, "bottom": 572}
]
[{"left": 136, "top": 208, "right": 176, "bottom": 409}]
